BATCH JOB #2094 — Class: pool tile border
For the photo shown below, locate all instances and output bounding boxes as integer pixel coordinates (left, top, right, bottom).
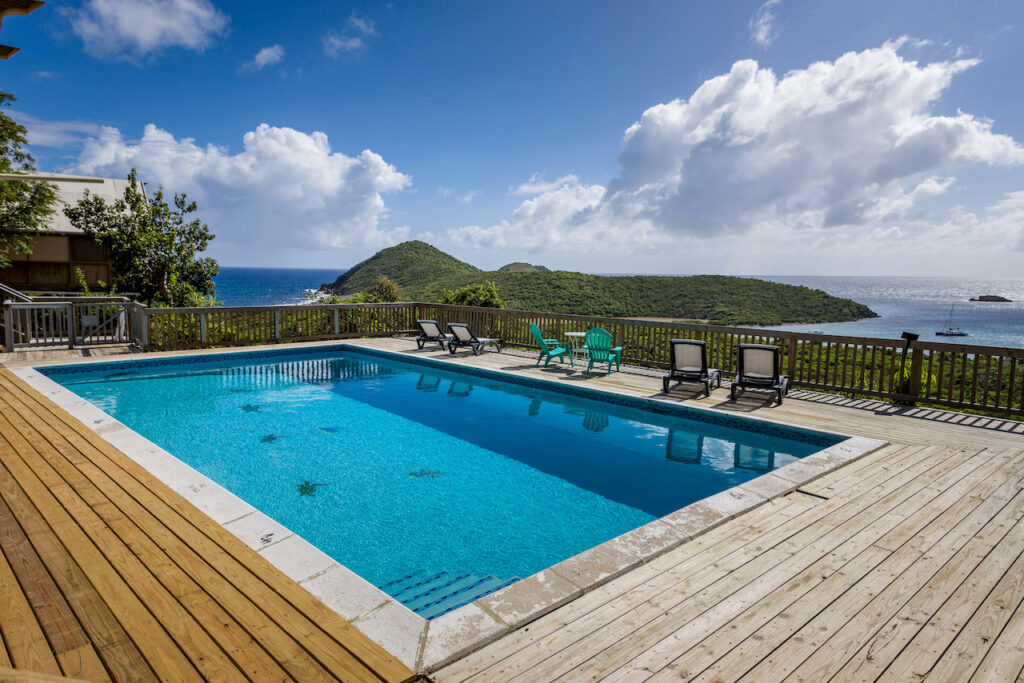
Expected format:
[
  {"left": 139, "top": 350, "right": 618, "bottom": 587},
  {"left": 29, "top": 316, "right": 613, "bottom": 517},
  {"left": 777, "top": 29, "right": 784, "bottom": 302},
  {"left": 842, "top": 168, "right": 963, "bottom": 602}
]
[{"left": 12, "top": 341, "right": 887, "bottom": 673}]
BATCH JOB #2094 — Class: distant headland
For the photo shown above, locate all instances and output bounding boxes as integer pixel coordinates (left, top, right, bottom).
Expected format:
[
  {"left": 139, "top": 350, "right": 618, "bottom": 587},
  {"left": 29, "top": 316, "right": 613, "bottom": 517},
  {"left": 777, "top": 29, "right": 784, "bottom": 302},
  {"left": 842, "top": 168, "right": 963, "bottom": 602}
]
[
  {"left": 327, "top": 241, "right": 878, "bottom": 326},
  {"left": 969, "top": 295, "right": 1012, "bottom": 302}
]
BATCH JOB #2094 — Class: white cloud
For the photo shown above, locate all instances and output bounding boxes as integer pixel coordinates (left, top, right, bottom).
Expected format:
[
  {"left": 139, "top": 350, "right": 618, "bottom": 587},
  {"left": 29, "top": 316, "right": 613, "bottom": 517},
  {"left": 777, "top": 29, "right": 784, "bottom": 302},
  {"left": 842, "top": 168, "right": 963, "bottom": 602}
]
[
  {"left": 510, "top": 173, "right": 581, "bottom": 196},
  {"left": 749, "top": 0, "right": 781, "bottom": 48},
  {"left": 31, "top": 71, "right": 60, "bottom": 79},
  {"left": 347, "top": 14, "right": 377, "bottom": 37},
  {"left": 65, "top": 0, "right": 229, "bottom": 61},
  {"left": 323, "top": 33, "right": 366, "bottom": 57},
  {"left": 323, "top": 12, "right": 378, "bottom": 58},
  {"left": 241, "top": 44, "right": 285, "bottom": 72},
  {"left": 13, "top": 112, "right": 102, "bottom": 148},
  {"left": 68, "top": 123, "right": 411, "bottom": 255},
  {"left": 441, "top": 42, "right": 1024, "bottom": 272}
]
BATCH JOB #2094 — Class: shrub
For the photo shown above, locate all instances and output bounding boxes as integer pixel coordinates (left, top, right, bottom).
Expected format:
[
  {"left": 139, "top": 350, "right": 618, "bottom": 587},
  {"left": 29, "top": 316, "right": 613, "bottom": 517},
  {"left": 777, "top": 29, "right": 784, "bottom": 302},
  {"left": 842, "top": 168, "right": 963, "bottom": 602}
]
[{"left": 441, "top": 281, "right": 505, "bottom": 308}]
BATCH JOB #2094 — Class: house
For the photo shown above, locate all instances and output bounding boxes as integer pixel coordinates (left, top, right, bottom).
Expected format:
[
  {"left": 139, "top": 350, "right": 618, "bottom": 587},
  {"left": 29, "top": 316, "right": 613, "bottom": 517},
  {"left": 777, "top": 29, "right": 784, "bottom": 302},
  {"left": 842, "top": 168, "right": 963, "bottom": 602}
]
[{"left": 0, "top": 172, "right": 141, "bottom": 292}]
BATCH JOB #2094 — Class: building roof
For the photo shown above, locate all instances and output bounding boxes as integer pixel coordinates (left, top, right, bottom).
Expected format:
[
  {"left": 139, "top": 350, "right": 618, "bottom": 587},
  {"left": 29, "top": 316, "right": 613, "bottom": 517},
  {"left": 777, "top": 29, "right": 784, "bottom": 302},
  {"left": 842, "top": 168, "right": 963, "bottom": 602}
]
[{"left": 0, "top": 171, "right": 144, "bottom": 235}]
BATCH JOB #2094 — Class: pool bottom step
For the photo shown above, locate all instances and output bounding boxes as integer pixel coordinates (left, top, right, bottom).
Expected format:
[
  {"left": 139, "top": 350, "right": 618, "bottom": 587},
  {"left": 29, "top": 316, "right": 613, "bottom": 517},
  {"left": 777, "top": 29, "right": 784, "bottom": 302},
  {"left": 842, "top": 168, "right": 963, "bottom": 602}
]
[{"left": 379, "top": 570, "right": 521, "bottom": 620}]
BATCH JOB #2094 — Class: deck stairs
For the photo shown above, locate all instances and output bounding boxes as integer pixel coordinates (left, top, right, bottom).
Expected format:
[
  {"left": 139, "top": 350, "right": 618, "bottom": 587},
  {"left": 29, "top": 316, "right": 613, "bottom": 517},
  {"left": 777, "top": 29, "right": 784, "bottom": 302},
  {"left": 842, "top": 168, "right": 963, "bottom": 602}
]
[{"left": 379, "top": 570, "right": 520, "bottom": 619}]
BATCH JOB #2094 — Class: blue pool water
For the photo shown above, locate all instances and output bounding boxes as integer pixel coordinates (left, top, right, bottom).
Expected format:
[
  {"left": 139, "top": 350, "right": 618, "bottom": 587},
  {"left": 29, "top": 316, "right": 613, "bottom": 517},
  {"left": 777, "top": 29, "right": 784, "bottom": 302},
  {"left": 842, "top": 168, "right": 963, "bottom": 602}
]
[{"left": 43, "top": 346, "right": 841, "bottom": 616}]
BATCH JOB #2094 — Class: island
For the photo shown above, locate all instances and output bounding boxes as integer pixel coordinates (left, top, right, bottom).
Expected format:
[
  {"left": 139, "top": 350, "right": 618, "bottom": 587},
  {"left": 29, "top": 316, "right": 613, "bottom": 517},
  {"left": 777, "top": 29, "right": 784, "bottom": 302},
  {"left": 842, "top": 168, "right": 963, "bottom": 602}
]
[
  {"left": 969, "top": 295, "right": 1012, "bottom": 302},
  {"left": 328, "top": 241, "right": 878, "bottom": 326}
]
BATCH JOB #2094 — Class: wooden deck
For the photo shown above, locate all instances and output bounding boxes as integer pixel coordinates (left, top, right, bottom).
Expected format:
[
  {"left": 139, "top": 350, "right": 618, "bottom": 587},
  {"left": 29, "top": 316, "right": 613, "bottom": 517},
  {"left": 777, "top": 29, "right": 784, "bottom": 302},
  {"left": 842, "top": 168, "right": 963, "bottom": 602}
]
[
  {"left": 0, "top": 366, "right": 413, "bottom": 682},
  {"left": 344, "top": 339, "right": 1024, "bottom": 682}
]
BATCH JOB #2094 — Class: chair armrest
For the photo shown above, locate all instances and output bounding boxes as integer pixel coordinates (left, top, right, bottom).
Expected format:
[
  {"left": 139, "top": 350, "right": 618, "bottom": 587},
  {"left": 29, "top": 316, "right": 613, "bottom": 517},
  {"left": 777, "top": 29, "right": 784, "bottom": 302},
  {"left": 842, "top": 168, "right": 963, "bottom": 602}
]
[
  {"left": 611, "top": 346, "right": 624, "bottom": 353},
  {"left": 542, "top": 338, "right": 560, "bottom": 344}
]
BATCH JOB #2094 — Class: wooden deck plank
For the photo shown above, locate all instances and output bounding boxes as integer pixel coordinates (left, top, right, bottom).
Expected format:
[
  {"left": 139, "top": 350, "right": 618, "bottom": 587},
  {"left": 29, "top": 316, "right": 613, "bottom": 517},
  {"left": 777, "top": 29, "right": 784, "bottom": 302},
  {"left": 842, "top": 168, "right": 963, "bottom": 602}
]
[
  {"left": 735, "top": 486, "right": 1024, "bottom": 681},
  {"left": 739, "top": 458, "right": 1024, "bottom": 681},
  {"left": 0, "top": 446, "right": 154, "bottom": 682},
  {"left": 881, "top": 507, "right": 1024, "bottom": 681},
  {"left": 615, "top": 448, "right": 1024, "bottom": 682},
  {"left": 0, "top": 392, "right": 321, "bottom": 681},
  {"left": 0, "top": 538, "right": 62, "bottom": 676},
  {"left": 0, "top": 441, "right": 215, "bottom": 681},
  {"left": 0, "top": 371, "right": 411, "bottom": 683},
  {"left": 547, "top": 446, "right": 990, "bottom": 682}
]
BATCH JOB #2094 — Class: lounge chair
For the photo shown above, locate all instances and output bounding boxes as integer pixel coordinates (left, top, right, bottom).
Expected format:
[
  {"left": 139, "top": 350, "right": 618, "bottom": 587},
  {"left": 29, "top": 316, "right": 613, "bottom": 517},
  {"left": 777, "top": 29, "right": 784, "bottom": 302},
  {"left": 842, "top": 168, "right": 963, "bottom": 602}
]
[
  {"left": 583, "top": 328, "right": 622, "bottom": 374},
  {"left": 415, "top": 319, "right": 453, "bottom": 350},
  {"left": 529, "top": 322, "right": 572, "bottom": 367},
  {"left": 446, "top": 323, "right": 505, "bottom": 356},
  {"left": 662, "top": 339, "right": 722, "bottom": 397},
  {"left": 730, "top": 343, "right": 790, "bottom": 404}
]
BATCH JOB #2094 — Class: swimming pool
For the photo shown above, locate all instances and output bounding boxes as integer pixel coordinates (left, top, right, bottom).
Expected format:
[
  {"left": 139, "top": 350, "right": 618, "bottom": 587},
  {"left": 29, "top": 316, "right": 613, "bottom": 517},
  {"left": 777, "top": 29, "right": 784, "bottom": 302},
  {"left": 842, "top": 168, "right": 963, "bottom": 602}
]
[{"left": 41, "top": 345, "right": 843, "bottom": 620}]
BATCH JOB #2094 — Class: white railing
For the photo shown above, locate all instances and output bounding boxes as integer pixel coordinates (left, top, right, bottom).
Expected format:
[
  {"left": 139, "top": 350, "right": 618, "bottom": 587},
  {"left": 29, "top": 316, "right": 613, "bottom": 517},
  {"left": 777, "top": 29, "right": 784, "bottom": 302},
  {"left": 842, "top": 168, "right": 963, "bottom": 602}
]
[{"left": 3, "top": 299, "right": 137, "bottom": 350}]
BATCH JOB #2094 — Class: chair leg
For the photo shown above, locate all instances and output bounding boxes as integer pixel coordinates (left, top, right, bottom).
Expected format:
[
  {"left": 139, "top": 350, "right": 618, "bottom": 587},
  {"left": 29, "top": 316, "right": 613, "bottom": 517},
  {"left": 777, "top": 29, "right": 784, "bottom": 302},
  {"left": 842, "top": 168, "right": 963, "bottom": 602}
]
[{"left": 662, "top": 377, "right": 670, "bottom": 393}]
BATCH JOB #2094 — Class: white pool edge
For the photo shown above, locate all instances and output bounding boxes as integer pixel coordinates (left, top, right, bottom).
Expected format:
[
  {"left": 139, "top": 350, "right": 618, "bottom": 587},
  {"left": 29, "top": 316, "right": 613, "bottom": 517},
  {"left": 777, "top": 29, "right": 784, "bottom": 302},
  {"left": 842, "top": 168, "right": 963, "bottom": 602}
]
[{"left": 13, "top": 344, "right": 888, "bottom": 673}]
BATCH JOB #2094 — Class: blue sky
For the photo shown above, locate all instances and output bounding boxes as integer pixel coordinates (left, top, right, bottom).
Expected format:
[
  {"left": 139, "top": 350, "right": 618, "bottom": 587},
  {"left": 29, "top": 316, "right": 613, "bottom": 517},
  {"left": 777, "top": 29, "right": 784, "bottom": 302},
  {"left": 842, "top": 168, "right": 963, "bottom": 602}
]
[{"left": 4, "top": 0, "right": 1024, "bottom": 276}]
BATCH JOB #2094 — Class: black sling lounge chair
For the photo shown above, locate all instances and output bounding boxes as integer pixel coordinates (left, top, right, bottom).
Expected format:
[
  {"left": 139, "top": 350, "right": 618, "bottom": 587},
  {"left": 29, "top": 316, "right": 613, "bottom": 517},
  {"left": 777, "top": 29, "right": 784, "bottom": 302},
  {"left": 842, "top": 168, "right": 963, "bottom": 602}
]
[
  {"left": 415, "top": 319, "right": 453, "bottom": 349},
  {"left": 730, "top": 343, "right": 790, "bottom": 405},
  {"left": 446, "top": 323, "right": 505, "bottom": 356},
  {"left": 662, "top": 339, "right": 722, "bottom": 397}
]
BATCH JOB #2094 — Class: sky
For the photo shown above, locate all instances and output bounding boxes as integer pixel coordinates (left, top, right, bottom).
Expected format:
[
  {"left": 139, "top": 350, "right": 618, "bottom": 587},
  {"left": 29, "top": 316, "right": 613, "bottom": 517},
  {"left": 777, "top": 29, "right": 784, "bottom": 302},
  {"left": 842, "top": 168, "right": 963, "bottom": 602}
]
[{"left": 2, "top": 0, "right": 1024, "bottom": 277}]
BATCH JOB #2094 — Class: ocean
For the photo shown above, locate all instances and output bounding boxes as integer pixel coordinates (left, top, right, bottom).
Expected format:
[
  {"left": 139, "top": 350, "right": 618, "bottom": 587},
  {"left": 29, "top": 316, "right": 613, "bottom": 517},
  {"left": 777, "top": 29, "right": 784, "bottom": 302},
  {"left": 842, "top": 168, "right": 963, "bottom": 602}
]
[
  {"left": 213, "top": 267, "right": 341, "bottom": 307},
  {"left": 760, "top": 276, "right": 1024, "bottom": 349},
  {"left": 213, "top": 268, "right": 1024, "bottom": 349}
]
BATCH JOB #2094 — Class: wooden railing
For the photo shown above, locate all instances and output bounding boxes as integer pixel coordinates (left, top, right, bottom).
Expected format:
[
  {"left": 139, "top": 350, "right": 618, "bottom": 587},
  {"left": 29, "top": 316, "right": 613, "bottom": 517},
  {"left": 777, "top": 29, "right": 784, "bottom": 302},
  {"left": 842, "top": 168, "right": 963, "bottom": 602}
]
[{"left": 119, "top": 302, "right": 1024, "bottom": 419}]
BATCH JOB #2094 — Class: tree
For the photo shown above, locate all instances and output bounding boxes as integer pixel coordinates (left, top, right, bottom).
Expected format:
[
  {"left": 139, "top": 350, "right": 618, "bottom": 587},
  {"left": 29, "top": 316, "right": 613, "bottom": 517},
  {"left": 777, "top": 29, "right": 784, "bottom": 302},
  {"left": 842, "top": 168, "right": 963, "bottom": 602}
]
[
  {"left": 441, "top": 281, "right": 505, "bottom": 308},
  {"left": 368, "top": 275, "right": 402, "bottom": 302},
  {"left": 64, "top": 169, "right": 219, "bottom": 307},
  {"left": 0, "top": 89, "right": 57, "bottom": 269}
]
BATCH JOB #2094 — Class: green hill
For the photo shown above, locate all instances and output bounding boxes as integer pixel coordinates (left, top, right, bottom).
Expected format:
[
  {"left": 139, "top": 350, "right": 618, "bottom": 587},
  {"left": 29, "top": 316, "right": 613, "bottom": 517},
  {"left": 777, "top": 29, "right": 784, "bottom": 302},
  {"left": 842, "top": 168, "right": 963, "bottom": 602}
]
[
  {"left": 497, "top": 262, "right": 551, "bottom": 273},
  {"left": 331, "top": 240, "right": 481, "bottom": 293},
  {"left": 331, "top": 241, "right": 876, "bottom": 326}
]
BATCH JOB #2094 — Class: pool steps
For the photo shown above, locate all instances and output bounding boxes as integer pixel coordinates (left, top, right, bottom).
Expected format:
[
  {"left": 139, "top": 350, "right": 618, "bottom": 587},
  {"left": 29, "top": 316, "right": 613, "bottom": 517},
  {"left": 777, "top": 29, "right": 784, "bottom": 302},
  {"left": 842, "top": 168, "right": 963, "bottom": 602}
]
[{"left": 380, "top": 570, "right": 520, "bottom": 620}]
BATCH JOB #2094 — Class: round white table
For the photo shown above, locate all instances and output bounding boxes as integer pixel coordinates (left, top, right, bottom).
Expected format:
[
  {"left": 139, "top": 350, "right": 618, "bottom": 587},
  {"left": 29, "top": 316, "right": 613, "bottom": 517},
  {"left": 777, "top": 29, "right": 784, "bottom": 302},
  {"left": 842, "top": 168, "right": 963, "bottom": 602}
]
[{"left": 564, "top": 331, "right": 588, "bottom": 364}]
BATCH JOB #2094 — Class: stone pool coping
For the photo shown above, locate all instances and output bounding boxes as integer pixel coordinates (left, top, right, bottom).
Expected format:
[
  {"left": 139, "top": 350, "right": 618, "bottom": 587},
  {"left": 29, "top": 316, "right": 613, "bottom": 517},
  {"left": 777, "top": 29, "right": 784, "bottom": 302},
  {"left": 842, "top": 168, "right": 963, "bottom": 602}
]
[{"left": 13, "top": 340, "right": 887, "bottom": 673}]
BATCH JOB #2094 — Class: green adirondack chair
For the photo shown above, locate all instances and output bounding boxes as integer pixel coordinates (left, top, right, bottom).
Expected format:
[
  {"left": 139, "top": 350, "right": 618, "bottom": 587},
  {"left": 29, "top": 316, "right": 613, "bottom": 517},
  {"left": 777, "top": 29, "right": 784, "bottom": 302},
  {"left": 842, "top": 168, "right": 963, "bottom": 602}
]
[
  {"left": 530, "top": 323, "right": 572, "bottom": 367},
  {"left": 584, "top": 327, "right": 623, "bottom": 374}
]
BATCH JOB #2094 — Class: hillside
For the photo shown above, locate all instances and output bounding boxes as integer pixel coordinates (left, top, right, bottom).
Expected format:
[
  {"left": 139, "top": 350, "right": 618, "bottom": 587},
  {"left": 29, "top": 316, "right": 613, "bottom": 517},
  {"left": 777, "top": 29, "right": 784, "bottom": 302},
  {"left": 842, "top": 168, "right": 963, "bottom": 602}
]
[
  {"left": 497, "top": 262, "right": 551, "bottom": 273},
  {"left": 330, "top": 241, "right": 481, "bottom": 293},
  {"left": 331, "top": 241, "right": 876, "bottom": 325}
]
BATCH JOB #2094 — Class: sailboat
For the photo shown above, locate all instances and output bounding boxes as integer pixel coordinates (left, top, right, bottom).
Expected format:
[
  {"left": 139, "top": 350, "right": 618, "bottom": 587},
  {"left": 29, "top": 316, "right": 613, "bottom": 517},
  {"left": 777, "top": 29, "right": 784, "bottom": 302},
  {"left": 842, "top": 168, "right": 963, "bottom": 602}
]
[{"left": 936, "top": 303, "right": 969, "bottom": 337}]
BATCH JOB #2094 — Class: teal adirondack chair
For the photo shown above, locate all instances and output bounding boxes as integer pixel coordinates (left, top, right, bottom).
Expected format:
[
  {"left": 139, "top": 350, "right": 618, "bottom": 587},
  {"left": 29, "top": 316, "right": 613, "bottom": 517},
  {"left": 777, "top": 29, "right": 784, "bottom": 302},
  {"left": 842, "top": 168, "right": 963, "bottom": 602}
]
[
  {"left": 530, "top": 323, "right": 572, "bottom": 367},
  {"left": 583, "top": 327, "right": 623, "bottom": 374}
]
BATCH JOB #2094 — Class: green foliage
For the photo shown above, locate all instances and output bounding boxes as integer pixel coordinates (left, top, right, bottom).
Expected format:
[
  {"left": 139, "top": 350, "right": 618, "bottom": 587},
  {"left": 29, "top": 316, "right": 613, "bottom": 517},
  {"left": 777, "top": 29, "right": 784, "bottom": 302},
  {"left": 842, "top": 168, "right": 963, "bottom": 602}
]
[
  {"left": 0, "top": 89, "right": 57, "bottom": 269},
  {"left": 331, "top": 240, "right": 481, "bottom": 293},
  {"left": 64, "top": 169, "right": 219, "bottom": 307},
  {"left": 329, "top": 241, "right": 876, "bottom": 325},
  {"left": 368, "top": 274, "right": 402, "bottom": 302},
  {"left": 497, "top": 262, "right": 550, "bottom": 273},
  {"left": 441, "top": 281, "right": 505, "bottom": 308},
  {"left": 892, "top": 363, "right": 938, "bottom": 402}
]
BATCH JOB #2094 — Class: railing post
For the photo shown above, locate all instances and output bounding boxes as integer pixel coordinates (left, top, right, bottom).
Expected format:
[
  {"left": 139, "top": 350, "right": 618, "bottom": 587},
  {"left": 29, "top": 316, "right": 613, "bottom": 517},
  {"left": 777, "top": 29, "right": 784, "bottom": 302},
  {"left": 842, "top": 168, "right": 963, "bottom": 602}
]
[
  {"left": 907, "top": 341, "right": 923, "bottom": 403},
  {"left": 788, "top": 337, "right": 798, "bottom": 383},
  {"left": 333, "top": 308, "right": 340, "bottom": 336},
  {"left": 66, "top": 303, "right": 75, "bottom": 349},
  {"left": 274, "top": 310, "right": 281, "bottom": 340},
  {"left": 3, "top": 303, "right": 13, "bottom": 351},
  {"left": 200, "top": 311, "right": 208, "bottom": 344},
  {"left": 132, "top": 303, "right": 150, "bottom": 349}
]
